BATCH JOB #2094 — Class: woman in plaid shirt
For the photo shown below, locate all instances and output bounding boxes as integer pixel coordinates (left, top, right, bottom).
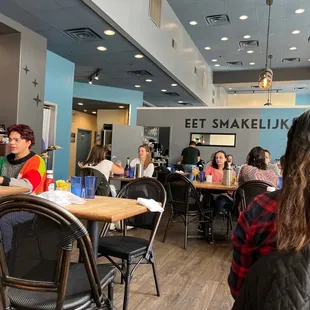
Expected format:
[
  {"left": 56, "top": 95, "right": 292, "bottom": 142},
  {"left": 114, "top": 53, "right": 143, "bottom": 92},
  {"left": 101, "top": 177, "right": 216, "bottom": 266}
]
[{"left": 228, "top": 109, "right": 310, "bottom": 299}]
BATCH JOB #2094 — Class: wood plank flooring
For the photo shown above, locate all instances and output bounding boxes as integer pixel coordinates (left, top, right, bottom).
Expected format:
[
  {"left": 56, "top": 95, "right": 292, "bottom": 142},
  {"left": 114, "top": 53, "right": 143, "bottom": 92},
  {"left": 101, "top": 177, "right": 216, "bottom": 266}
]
[
  {"left": 0, "top": 213, "right": 235, "bottom": 310},
  {"left": 99, "top": 213, "right": 235, "bottom": 310}
]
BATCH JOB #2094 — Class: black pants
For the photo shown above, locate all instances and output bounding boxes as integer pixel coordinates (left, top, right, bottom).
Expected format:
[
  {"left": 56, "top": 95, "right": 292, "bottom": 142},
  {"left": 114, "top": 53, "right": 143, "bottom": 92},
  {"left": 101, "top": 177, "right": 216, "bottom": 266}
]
[{"left": 213, "top": 196, "right": 233, "bottom": 218}]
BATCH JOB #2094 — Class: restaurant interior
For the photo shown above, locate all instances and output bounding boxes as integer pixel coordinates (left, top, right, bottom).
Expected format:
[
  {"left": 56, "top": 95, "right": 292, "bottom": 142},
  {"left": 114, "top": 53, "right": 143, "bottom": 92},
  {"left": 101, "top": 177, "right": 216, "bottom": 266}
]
[{"left": 0, "top": 0, "right": 310, "bottom": 309}]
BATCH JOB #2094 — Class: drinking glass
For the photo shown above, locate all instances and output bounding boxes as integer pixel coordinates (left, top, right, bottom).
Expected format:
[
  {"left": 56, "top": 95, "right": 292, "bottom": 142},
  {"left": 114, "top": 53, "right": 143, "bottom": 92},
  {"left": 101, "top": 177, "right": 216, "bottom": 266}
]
[
  {"left": 71, "top": 176, "right": 83, "bottom": 197},
  {"left": 192, "top": 167, "right": 199, "bottom": 182},
  {"left": 85, "top": 176, "right": 97, "bottom": 199}
]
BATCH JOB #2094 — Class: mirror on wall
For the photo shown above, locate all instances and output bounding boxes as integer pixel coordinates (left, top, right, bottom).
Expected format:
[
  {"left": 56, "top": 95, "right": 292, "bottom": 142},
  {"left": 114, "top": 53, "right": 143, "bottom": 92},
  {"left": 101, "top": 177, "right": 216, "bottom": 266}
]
[{"left": 191, "top": 133, "right": 236, "bottom": 147}]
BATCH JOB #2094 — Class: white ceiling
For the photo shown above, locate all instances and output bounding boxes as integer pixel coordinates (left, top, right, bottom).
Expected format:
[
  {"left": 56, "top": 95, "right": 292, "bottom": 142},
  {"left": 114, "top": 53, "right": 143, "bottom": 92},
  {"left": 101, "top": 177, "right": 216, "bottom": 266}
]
[{"left": 0, "top": 0, "right": 201, "bottom": 107}]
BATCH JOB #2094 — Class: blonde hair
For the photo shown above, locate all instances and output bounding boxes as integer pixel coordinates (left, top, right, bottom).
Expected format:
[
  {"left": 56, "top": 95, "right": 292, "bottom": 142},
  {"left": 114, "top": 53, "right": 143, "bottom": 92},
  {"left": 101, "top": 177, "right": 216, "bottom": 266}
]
[{"left": 139, "top": 145, "right": 152, "bottom": 169}]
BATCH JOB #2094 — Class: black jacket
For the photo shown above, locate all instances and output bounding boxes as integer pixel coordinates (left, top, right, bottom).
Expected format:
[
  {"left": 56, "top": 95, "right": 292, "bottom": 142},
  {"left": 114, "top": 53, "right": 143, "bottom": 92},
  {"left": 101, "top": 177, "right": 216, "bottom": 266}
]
[{"left": 233, "top": 244, "right": 310, "bottom": 310}]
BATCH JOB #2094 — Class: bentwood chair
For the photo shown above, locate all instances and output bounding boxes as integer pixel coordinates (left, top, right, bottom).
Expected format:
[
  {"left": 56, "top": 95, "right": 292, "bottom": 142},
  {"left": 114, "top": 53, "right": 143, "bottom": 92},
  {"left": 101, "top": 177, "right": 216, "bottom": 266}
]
[
  {"left": 234, "top": 180, "right": 275, "bottom": 213},
  {"left": 0, "top": 195, "right": 115, "bottom": 310},
  {"left": 163, "top": 173, "right": 213, "bottom": 249},
  {"left": 98, "top": 178, "right": 166, "bottom": 310}
]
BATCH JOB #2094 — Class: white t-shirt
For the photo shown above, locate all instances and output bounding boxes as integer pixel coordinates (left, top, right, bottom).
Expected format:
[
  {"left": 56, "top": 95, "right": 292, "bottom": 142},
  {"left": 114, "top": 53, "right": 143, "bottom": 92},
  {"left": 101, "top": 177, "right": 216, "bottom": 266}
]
[
  {"left": 130, "top": 158, "right": 154, "bottom": 177},
  {"left": 84, "top": 159, "right": 113, "bottom": 181}
]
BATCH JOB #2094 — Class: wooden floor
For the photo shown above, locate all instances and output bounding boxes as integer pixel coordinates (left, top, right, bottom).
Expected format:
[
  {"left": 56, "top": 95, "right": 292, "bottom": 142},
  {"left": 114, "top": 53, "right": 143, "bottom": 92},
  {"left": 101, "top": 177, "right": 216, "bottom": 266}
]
[
  {"left": 98, "top": 213, "right": 235, "bottom": 310},
  {"left": 0, "top": 213, "right": 234, "bottom": 310}
]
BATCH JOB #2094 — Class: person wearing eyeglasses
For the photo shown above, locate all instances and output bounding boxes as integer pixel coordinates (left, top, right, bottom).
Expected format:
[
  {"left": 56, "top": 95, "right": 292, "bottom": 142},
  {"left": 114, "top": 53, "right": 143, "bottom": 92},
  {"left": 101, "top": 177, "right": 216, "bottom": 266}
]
[{"left": 0, "top": 124, "right": 46, "bottom": 194}]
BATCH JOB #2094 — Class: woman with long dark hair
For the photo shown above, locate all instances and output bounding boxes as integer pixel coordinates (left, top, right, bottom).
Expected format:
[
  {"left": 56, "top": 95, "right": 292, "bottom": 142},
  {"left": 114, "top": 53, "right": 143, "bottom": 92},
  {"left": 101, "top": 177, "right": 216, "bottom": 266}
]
[
  {"left": 237, "top": 146, "right": 278, "bottom": 187},
  {"left": 78, "top": 145, "right": 124, "bottom": 181},
  {"left": 205, "top": 150, "right": 235, "bottom": 217},
  {"left": 130, "top": 145, "right": 154, "bottom": 177},
  {"left": 228, "top": 110, "right": 310, "bottom": 299}
]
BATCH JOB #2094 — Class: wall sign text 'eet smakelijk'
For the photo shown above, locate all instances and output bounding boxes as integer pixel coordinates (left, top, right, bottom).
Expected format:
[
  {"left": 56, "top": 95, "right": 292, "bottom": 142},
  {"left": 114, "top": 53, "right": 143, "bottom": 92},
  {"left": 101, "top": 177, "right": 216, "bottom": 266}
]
[{"left": 184, "top": 118, "right": 290, "bottom": 130}]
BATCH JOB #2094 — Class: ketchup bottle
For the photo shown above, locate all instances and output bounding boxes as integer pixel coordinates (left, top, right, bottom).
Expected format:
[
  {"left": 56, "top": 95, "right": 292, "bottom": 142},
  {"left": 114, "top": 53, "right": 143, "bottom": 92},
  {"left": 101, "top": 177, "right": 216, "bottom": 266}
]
[{"left": 45, "top": 170, "right": 55, "bottom": 191}]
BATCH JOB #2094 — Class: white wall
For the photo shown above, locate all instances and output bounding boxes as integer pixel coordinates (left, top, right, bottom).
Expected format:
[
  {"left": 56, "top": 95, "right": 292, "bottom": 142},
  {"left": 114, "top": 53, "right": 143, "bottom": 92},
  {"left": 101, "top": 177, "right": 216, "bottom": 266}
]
[
  {"left": 227, "top": 93, "right": 296, "bottom": 107},
  {"left": 87, "top": 0, "right": 214, "bottom": 105}
]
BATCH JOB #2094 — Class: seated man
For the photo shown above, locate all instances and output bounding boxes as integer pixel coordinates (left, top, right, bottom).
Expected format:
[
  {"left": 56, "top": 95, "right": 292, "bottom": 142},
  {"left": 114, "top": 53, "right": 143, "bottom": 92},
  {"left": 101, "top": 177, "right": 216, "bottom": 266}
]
[
  {"left": 0, "top": 124, "right": 46, "bottom": 254},
  {"left": 0, "top": 124, "right": 46, "bottom": 194}
]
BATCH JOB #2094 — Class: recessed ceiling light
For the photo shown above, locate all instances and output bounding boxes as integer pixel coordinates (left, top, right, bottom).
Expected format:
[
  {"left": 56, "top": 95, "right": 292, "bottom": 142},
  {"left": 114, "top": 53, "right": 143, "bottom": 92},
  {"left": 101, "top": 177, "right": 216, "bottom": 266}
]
[
  {"left": 97, "top": 46, "right": 107, "bottom": 51},
  {"left": 243, "top": 35, "right": 251, "bottom": 39},
  {"left": 171, "top": 83, "right": 178, "bottom": 86},
  {"left": 308, "top": 59, "right": 310, "bottom": 62},
  {"left": 135, "top": 85, "right": 141, "bottom": 88},
  {"left": 119, "top": 106, "right": 125, "bottom": 109},
  {"left": 212, "top": 59, "right": 217, "bottom": 62},
  {"left": 204, "top": 46, "right": 211, "bottom": 50},
  {"left": 239, "top": 15, "right": 248, "bottom": 20},
  {"left": 92, "top": 111, "right": 96, "bottom": 114},
  {"left": 214, "top": 64, "right": 220, "bottom": 67},
  {"left": 83, "top": 109, "right": 87, "bottom": 112},
  {"left": 145, "top": 79, "right": 152, "bottom": 82},
  {"left": 134, "top": 54, "right": 144, "bottom": 59},
  {"left": 295, "top": 8, "right": 305, "bottom": 14},
  {"left": 189, "top": 21, "right": 198, "bottom": 25},
  {"left": 77, "top": 102, "right": 83, "bottom": 106},
  {"left": 221, "top": 37, "right": 228, "bottom": 41},
  {"left": 249, "top": 62, "right": 255, "bottom": 65},
  {"left": 229, "top": 88, "right": 232, "bottom": 90},
  {"left": 289, "top": 46, "right": 297, "bottom": 50},
  {"left": 247, "top": 50, "right": 254, "bottom": 54},
  {"left": 292, "top": 30, "right": 300, "bottom": 34},
  {"left": 161, "top": 89, "right": 167, "bottom": 92},
  {"left": 104, "top": 30, "right": 115, "bottom": 36},
  {"left": 178, "top": 100, "right": 183, "bottom": 103}
]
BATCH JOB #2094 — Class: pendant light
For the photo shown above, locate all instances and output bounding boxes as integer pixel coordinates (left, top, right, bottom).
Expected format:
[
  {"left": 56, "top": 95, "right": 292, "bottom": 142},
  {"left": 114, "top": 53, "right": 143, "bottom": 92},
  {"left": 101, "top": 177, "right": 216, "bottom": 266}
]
[
  {"left": 264, "top": 55, "right": 273, "bottom": 106},
  {"left": 259, "top": 0, "right": 273, "bottom": 91}
]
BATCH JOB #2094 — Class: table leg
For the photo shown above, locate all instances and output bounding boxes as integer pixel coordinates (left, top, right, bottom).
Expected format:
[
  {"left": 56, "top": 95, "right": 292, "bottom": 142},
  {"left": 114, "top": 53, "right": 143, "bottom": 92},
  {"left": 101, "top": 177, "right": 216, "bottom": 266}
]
[{"left": 87, "top": 220, "right": 99, "bottom": 260}]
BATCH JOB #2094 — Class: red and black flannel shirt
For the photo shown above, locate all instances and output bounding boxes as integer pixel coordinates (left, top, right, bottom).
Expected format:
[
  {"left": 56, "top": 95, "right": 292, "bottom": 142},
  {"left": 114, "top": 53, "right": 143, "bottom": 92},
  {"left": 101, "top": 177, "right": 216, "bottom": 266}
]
[{"left": 228, "top": 190, "right": 278, "bottom": 299}]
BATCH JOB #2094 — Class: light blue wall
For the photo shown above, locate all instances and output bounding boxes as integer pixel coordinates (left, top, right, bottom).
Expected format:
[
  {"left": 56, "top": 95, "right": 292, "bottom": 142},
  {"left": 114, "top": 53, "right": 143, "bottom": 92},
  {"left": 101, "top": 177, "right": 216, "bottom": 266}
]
[
  {"left": 45, "top": 51, "right": 75, "bottom": 181},
  {"left": 258, "top": 108, "right": 306, "bottom": 160},
  {"left": 296, "top": 95, "right": 310, "bottom": 106},
  {"left": 73, "top": 82, "right": 143, "bottom": 125}
]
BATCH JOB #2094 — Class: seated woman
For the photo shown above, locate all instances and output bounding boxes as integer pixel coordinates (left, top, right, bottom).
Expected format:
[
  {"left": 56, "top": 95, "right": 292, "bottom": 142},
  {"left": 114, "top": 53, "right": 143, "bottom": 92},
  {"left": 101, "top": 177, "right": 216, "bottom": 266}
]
[
  {"left": 130, "top": 145, "right": 154, "bottom": 177},
  {"left": 205, "top": 151, "right": 235, "bottom": 217},
  {"left": 228, "top": 110, "right": 310, "bottom": 300},
  {"left": 78, "top": 145, "right": 124, "bottom": 181},
  {"left": 238, "top": 146, "right": 278, "bottom": 187}
]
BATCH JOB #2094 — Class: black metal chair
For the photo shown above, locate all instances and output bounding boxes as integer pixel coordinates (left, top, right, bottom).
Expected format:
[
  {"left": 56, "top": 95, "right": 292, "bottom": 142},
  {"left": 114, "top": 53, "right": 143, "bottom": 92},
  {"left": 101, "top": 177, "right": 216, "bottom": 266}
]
[
  {"left": 97, "top": 177, "right": 166, "bottom": 310},
  {"left": 162, "top": 173, "right": 213, "bottom": 249},
  {"left": 234, "top": 180, "right": 275, "bottom": 213},
  {"left": 154, "top": 166, "right": 171, "bottom": 188},
  {"left": 0, "top": 195, "right": 115, "bottom": 310}
]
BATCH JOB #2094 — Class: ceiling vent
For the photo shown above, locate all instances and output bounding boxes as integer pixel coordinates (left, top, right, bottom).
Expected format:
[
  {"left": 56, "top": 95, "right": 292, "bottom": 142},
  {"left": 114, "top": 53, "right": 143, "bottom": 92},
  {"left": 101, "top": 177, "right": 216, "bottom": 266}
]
[
  {"left": 282, "top": 57, "right": 300, "bottom": 63},
  {"left": 127, "top": 70, "right": 153, "bottom": 77},
  {"left": 64, "top": 28, "right": 102, "bottom": 42},
  {"left": 164, "top": 92, "right": 180, "bottom": 97},
  {"left": 294, "top": 87, "right": 308, "bottom": 91},
  {"left": 226, "top": 61, "right": 243, "bottom": 67},
  {"left": 205, "top": 14, "right": 230, "bottom": 26},
  {"left": 238, "top": 40, "right": 259, "bottom": 49}
]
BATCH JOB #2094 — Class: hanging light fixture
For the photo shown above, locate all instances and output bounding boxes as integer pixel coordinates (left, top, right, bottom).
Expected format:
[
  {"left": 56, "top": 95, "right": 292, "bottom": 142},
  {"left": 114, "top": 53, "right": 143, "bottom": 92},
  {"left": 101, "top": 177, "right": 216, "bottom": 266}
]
[
  {"left": 259, "top": 0, "right": 273, "bottom": 91},
  {"left": 264, "top": 55, "right": 273, "bottom": 106}
]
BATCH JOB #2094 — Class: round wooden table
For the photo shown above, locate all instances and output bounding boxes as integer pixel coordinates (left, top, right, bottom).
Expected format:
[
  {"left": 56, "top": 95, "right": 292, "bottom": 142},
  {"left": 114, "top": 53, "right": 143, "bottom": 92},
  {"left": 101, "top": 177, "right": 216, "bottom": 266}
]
[{"left": 0, "top": 186, "right": 30, "bottom": 196}]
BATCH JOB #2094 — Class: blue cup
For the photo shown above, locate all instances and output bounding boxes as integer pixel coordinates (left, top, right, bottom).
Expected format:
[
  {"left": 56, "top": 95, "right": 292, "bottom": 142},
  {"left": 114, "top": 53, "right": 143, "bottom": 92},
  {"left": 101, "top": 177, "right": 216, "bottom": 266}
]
[
  {"left": 71, "top": 176, "right": 83, "bottom": 197},
  {"left": 85, "top": 176, "right": 97, "bottom": 199},
  {"left": 278, "top": 176, "right": 283, "bottom": 189},
  {"left": 129, "top": 167, "right": 135, "bottom": 178},
  {"left": 199, "top": 171, "right": 205, "bottom": 182},
  {"left": 171, "top": 165, "right": 175, "bottom": 173}
]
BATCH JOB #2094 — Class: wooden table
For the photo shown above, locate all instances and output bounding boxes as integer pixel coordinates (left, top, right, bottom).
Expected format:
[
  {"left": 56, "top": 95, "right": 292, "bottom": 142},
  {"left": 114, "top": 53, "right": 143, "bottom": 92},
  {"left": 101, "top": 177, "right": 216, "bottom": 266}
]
[
  {"left": 192, "top": 181, "right": 238, "bottom": 191},
  {"left": 109, "top": 176, "right": 133, "bottom": 182},
  {"left": 0, "top": 186, "right": 30, "bottom": 196},
  {"left": 64, "top": 196, "right": 147, "bottom": 258}
]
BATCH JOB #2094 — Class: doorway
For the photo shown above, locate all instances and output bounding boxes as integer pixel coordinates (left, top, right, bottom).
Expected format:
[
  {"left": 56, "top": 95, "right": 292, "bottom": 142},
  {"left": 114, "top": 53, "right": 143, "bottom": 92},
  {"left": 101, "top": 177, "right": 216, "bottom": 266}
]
[{"left": 75, "top": 129, "right": 92, "bottom": 175}]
